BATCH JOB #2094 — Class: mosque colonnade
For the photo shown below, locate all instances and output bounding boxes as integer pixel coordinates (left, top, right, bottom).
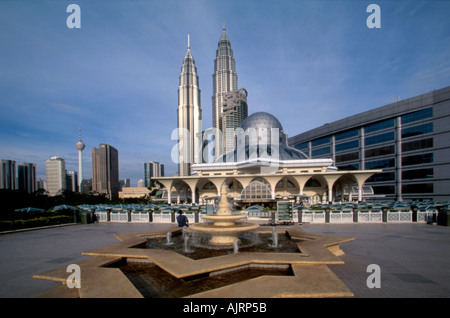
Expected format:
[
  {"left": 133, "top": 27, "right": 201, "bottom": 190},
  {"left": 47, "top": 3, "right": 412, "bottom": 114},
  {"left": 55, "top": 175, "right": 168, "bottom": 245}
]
[{"left": 155, "top": 170, "right": 377, "bottom": 207}]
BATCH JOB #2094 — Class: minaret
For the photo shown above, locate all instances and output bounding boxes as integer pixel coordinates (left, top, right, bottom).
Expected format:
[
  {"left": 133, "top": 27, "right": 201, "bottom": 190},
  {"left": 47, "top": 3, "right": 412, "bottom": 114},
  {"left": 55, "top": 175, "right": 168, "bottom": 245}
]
[
  {"left": 212, "top": 22, "right": 238, "bottom": 158},
  {"left": 177, "top": 34, "right": 202, "bottom": 176},
  {"left": 75, "top": 128, "right": 85, "bottom": 192}
]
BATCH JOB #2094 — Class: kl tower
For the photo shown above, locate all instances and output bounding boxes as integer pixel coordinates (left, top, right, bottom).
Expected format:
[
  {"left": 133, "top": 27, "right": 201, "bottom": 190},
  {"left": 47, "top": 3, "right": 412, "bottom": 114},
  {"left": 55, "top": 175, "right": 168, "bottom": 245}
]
[{"left": 75, "top": 128, "right": 85, "bottom": 192}]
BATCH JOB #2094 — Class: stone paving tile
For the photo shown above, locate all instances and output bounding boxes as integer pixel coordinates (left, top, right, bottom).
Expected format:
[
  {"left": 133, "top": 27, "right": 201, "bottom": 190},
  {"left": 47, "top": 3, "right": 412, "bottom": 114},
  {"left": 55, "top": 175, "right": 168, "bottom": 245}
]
[
  {"left": 0, "top": 222, "right": 449, "bottom": 298},
  {"left": 302, "top": 223, "right": 450, "bottom": 298}
]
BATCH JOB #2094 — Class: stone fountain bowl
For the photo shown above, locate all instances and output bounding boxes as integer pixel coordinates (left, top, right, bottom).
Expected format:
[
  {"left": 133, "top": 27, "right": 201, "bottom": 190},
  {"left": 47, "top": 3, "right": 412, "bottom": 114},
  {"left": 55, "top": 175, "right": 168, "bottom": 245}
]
[
  {"left": 200, "top": 214, "right": 247, "bottom": 226},
  {"left": 190, "top": 222, "right": 260, "bottom": 233}
]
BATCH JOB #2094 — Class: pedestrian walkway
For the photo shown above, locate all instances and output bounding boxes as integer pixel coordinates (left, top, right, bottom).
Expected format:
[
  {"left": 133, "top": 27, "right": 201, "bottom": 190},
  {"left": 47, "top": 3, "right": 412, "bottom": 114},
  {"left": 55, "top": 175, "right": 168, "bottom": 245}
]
[
  {"left": 301, "top": 223, "right": 450, "bottom": 297},
  {"left": 0, "top": 222, "right": 448, "bottom": 298}
]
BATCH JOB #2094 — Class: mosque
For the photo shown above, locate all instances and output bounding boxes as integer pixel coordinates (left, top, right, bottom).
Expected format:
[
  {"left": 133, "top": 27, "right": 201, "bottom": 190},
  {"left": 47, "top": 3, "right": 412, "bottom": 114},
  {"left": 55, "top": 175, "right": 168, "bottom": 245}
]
[{"left": 153, "top": 112, "right": 381, "bottom": 209}]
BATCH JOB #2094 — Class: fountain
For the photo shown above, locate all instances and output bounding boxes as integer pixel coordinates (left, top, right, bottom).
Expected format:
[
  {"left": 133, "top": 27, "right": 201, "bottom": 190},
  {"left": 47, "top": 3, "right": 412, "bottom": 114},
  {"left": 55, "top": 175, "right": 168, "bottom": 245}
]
[
  {"left": 190, "top": 183, "right": 260, "bottom": 248},
  {"left": 233, "top": 240, "right": 239, "bottom": 254},
  {"left": 269, "top": 227, "right": 279, "bottom": 248},
  {"left": 183, "top": 234, "right": 193, "bottom": 253},
  {"left": 165, "top": 231, "right": 174, "bottom": 245}
]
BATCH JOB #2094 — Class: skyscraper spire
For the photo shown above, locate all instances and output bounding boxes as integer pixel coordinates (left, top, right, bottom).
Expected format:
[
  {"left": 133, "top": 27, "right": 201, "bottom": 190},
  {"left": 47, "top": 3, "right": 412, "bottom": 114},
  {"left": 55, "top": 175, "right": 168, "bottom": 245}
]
[
  {"left": 212, "top": 23, "right": 238, "bottom": 158},
  {"left": 178, "top": 34, "right": 202, "bottom": 176}
]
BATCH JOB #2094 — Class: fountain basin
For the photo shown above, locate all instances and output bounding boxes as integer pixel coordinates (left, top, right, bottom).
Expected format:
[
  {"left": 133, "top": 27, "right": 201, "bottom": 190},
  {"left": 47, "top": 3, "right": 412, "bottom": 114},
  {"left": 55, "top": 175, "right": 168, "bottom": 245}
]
[
  {"left": 190, "top": 222, "right": 259, "bottom": 246},
  {"left": 200, "top": 214, "right": 247, "bottom": 227},
  {"left": 191, "top": 222, "right": 260, "bottom": 233}
]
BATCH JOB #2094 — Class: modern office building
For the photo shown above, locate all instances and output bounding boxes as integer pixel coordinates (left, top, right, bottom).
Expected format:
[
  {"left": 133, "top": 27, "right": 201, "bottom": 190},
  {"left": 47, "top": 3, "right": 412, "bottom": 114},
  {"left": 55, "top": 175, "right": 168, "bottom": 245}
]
[
  {"left": 177, "top": 34, "right": 202, "bottom": 176},
  {"left": 144, "top": 161, "right": 164, "bottom": 187},
  {"left": 37, "top": 179, "right": 46, "bottom": 191},
  {"left": 212, "top": 24, "right": 239, "bottom": 159},
  {"left": 92, "top": 144, "right": 119, "bottom": 200},
  {"left": 288, "top": 86, "right": 450, "bottom": 202},
  {"left": 45, "top": 156, "right": 66, "bottom": 196},
  {"left": 222, "top": 88, "right": 248, "bottom": 154},
  {"left": 120, "top": 178, "right": 130, "bottom": 189},
  {"left": 80, "top": 179, "right": 91, "bottom": 193},
  {"left": 17, "top": 162, "right": 36, "bottom": 193},
  {"left": 0, "top": 159, "right": 16, "bottom": 190},
  {"left": 65, "top": 170, "right": 78, "bottom": 192}
]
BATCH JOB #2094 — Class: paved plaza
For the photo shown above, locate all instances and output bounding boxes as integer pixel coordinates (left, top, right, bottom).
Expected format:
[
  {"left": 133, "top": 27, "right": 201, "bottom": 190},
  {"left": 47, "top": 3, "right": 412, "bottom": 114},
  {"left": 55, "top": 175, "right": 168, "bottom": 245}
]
[{"left": 0, "top": 222, "right": 449, "bottom": 298}]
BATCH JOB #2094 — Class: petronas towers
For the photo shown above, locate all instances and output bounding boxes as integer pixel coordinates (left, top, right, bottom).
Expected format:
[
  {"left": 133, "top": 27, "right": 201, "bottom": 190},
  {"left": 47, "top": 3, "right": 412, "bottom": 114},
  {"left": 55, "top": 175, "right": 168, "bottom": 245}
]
[
  {"left": 177, "top": 34, "right": 202, "bottom": 177},
  {"left": 177, "top": 24, "right": 247, "bottom": 176}
]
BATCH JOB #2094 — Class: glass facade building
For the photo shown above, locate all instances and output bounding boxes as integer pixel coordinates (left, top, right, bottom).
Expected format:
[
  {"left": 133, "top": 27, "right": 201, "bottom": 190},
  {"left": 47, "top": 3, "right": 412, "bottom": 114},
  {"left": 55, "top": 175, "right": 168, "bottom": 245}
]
[
  {"left": 92, "top": 144, "right": 119, "bottom": 200},
  {"left": 144, "top": 161, "right": 164, "bottom": 187},
  {"left": 288, "top": 86, "right": 450, "bottom": 201},
  {"left": 0, "top": 159, "right": 16, "bottom": 190}
]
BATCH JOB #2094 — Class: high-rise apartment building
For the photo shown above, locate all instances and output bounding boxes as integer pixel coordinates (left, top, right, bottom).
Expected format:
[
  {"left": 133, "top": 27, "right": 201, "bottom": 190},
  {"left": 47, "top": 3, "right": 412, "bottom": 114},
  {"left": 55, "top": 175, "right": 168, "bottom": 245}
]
[
  {"left": 45, "top": 156, "right": 66, "bottom": 196},
  {"left": 144, "top": 161, "right": 164, "bottom": 187},
  {"left": 177, "top": 35, "right": 202, "bottom": 176},
  {"left": 0, "top": 159, "right": 16, "bottom": 190},
  {"left": 17, "top": 162, "right": 36, "bottom": 193},
  {"left": 222, "top": 88, "right": 248, "bottom": 153},
  {"left": 92, "top": 144, "right": 119, "bottom": 200},
  {"left": 212, "top": 24, "right": 238, "bottom": 158}
]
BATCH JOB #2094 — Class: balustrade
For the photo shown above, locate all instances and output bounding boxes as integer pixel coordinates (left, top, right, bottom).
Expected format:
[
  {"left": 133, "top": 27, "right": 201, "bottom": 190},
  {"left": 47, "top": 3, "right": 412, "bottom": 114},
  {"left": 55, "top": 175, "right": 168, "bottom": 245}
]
[{"left": 91, "top": 207, "right": 438, "bottom": 225}]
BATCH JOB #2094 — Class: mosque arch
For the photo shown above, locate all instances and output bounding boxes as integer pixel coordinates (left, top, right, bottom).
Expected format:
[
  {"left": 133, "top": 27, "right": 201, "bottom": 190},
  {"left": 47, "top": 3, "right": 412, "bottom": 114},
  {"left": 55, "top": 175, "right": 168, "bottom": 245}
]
[
  {"left": 301, "top": 175, "right": 328, "bottom": 202},
  {"left": 170, "top": 179, "right": 192, "bottom": 203},
  {"left": 332, "top": 173, "right": 374, "bottom": 202},
  {"left": 200, "top": 181, "right": 216, "bottom": 190},
  {"left": 240, "top": 177, "right": 273, "bottom": 200}
]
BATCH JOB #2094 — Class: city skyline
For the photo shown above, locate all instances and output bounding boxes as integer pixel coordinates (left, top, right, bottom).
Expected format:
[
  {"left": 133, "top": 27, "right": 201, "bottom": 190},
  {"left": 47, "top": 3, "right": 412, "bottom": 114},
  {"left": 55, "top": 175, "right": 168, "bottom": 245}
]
[{"left": 1, "top": 0, "right": 449, "bottom": 186}]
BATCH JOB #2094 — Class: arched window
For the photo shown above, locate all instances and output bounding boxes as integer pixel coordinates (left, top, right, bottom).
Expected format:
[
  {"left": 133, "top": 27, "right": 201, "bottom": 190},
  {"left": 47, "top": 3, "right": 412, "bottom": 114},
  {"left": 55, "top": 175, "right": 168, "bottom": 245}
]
[
  {"left": 240, "top": 177, "right": 272, "bottom": 199},
  {"left": 202, "top": 182, "right": 216, "bottom": 190},
  {"left": 305, "top": 178, "right": 322, "bottom": 188}
]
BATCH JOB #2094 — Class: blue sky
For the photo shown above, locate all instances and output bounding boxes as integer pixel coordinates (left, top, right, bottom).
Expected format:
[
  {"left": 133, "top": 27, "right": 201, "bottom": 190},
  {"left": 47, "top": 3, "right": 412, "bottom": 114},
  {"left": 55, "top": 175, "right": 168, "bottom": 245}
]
[{"left": 1, "top": 0, "right": 449, "bottom": 186}]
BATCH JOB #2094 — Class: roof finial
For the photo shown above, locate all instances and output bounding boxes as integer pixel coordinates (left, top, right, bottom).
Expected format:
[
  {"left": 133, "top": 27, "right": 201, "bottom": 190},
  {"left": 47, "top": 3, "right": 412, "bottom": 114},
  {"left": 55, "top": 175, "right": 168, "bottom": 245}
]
[
  {"left": 187, "top": 33, "right": 190, "bottom": 49},
  {"left": 223, "top": 17, "right": 226, "bottom": 31}
]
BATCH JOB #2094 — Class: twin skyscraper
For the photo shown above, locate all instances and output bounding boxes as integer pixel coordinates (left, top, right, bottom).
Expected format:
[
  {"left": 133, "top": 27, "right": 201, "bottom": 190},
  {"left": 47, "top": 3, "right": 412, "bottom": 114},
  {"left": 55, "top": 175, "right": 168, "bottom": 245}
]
[{"left": 177, "top": 24, "right": 248, "bottom": 176}]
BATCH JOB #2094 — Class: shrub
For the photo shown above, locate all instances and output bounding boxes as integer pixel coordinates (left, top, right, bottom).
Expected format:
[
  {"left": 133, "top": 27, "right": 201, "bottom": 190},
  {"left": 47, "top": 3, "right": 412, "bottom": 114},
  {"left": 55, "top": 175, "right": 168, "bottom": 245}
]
[{"left": 0, "top": 215, "right": 73, "bottom": 232}]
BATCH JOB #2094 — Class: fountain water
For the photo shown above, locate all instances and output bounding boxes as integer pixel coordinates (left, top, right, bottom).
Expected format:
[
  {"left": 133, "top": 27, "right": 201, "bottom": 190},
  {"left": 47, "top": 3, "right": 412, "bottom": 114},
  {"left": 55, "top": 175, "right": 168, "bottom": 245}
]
[
  {"left": 233, "top": 240, "right": 239, "bottom": 254},
  {"left": 190, "top": 183, "right": 260, "bottom": 248},
  {"left": 182, "top": 226, "right": 189, "bottom": 239},
  {"left": 165, "top": 232, "right": 174, "bottom": 245},
  {"left": 269, "top": 227, "right": 279, "bottom": 248},
  {"left": 183, "top": 234, "right": 193, "bottom": 253}
]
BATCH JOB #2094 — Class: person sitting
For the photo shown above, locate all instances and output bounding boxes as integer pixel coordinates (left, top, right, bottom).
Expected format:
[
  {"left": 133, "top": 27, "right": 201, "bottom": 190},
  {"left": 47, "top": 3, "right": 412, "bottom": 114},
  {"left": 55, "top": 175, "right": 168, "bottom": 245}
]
[{"left": 176, "top": 210, "right": 189, "bottom": 227}]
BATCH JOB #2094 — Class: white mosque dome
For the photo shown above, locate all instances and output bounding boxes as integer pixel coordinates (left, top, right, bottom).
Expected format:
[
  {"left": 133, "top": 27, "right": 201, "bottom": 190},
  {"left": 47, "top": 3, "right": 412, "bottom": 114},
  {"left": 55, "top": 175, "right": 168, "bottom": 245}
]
[
  {"left": 240, "top": 112, "right": 284, "bottom": 133},
  {"left": 215, "top": 112, "right": 309, "bottom": 163}
]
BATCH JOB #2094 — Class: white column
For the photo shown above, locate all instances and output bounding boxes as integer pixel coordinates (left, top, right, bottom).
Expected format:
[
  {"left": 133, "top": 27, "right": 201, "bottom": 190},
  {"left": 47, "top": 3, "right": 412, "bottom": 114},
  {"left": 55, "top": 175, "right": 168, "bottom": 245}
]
[{"left": 78, "top": 150, "right": 83, "bottom": 192}]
